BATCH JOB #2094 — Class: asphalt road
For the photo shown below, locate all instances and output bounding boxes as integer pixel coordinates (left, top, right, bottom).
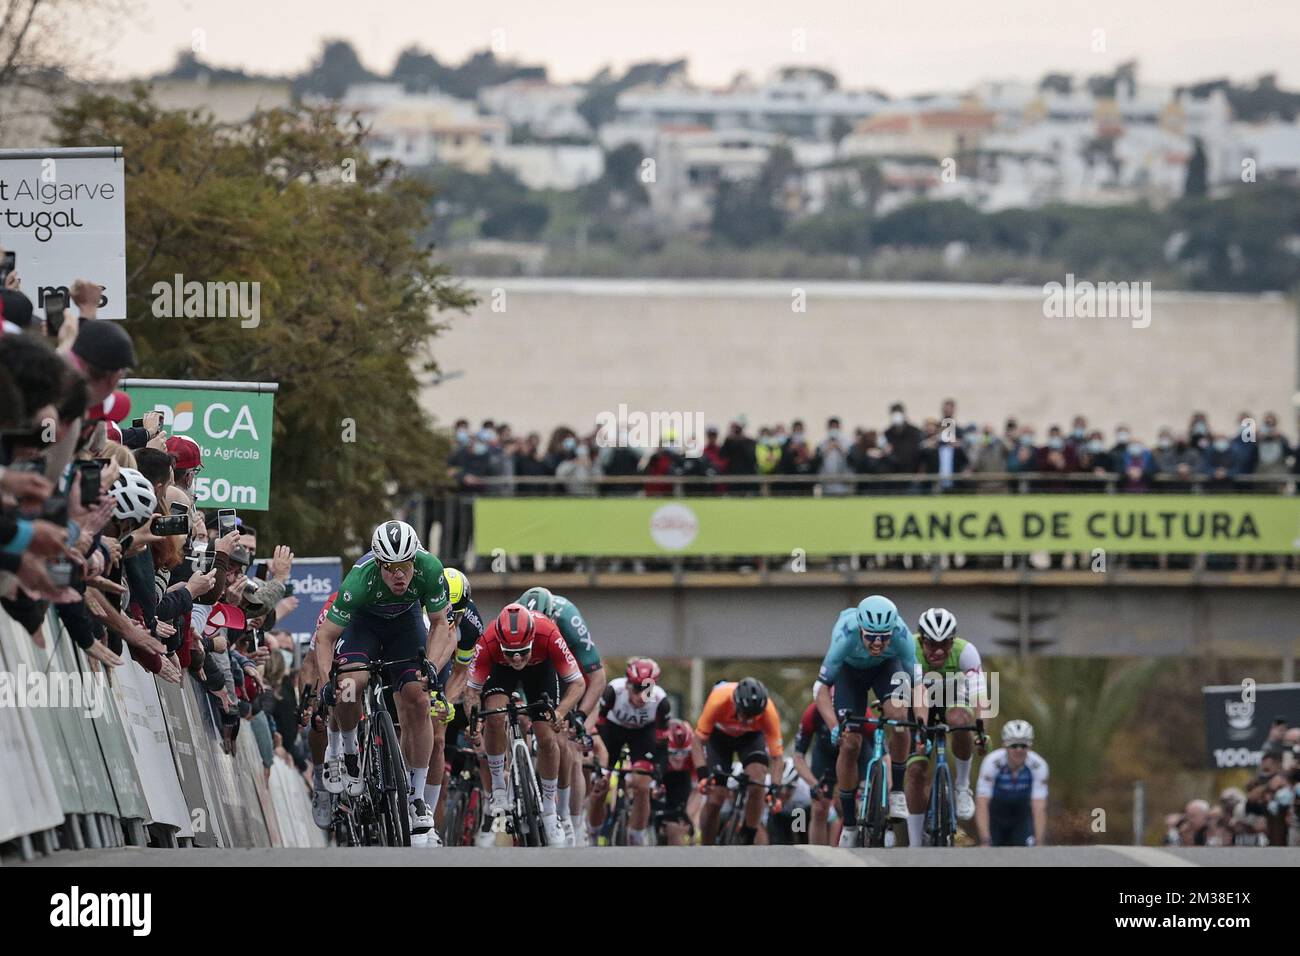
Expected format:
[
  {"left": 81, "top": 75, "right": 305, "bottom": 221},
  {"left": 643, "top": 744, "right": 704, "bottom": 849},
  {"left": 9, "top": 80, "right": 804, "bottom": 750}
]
[{"left": 16, "top": 846, "right": 1300, "bottom": 867}]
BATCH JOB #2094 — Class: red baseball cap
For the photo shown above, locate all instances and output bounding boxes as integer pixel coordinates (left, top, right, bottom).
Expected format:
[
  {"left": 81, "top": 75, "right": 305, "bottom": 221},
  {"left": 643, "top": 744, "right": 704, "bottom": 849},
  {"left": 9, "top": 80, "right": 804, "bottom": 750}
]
[
  {"left": 88, "top": 389, "right": 132, "bottom": 423},
  {"left": 204, "top": 603, "right": 247, "bottom": 638},
  {"left": 166, "top": 435, "right": 203, "bottom": 470}
]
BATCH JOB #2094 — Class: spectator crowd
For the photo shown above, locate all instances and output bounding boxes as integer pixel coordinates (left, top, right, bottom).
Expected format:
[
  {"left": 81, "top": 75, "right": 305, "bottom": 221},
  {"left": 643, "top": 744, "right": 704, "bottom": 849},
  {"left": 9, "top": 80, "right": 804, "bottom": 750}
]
[
  {"left": 445, "top": 399, "right": 1299, "bottom": 498},
  {"left": 0, "top": 256, "right": 308, "bottom": 780},
  {"left": 1166, "top": 720, "right": 1300, "bottom": 847}
]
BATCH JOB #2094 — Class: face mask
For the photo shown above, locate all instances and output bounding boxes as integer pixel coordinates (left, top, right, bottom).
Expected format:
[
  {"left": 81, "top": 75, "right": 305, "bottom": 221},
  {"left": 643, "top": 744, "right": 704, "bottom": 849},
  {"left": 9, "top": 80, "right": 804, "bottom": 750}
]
[
  {"left": 827, "top": 429, "right": 841, "bottom": 442},
  {"left": 890, "top": 412, "right": 904, "bottom": 426},
  {"left": 455, "top": 429, "right": 469, "bottom": 445},
  {"left": 1261, "top": 424, "right": 1275, "bottom": 437},
  {"left": 876, "top": 435, "right": 889, "bottom": 449},
  {"left": 1087, "top": 439, "right": 1103, "bottom": 453},
  {"left": 1072, "top": 428, "right": 1085, "bottom": 439},
  {"left": 1127, "top": 442, "right": 1143, "bottom": 457},
  {"left": 1020, "top": 435, "right": 1035, "bottom": 446},
  {"left": 1116, "top": 430, "right": 1130, "bottom": 444},
  {"left": 562, "top": 437, "right": 576, "bottom": 452},
  {"left": 1048, "top": 437, "right": 1064, "bottom": 450},
  {"left": 792, "top": 431, "right": 805, "bottom": 443},
  {"left": 478, "top": 428, "right": 496, "bottom": 444},
  {"left": 472, "top": 441, "right": 488, "bottom": 455},
  {"left": 280, "top": 649, "right": 294, "bottom": 669},
  {"left": 1214, "top": 439, "right": 1230, "bottom": 452},
  {"left": 1158, "top": 437, "right": 1172, "bottom": 450},
  {"left": 1192, "top": 422, "right": 1208, "bottom": 436}
]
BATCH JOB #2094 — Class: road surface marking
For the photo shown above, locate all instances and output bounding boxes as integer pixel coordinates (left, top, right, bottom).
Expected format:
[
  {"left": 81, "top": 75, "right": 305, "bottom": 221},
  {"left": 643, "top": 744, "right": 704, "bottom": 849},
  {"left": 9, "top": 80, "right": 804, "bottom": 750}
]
[
  {"left": 1104, "top": 846, "right": 1200, "bottom": 867},
  {"left": 794, "top": 844, "right": 874, "bottom": 866}
]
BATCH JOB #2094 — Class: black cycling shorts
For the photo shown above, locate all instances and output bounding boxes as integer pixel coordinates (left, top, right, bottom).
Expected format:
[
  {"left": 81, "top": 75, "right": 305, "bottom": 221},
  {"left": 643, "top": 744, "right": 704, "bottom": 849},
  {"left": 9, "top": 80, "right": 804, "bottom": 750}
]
[
  {"left": 334, "top": 604, "right": 427, "bottom": 692},
  {"left": 704, "top": 729, "right": 770, "bottom": 770},
  {"left": 482, "top": 660, "right": 560, "bottom": 710},
  {"left": 661, "top": 768, "right": 693, "bottom": 821},
  {"left": 832, "top": 659, "right": 912, "bottom": 729},
  {"left": 597, "top": 722, "right": 658, "bottom": 771}
]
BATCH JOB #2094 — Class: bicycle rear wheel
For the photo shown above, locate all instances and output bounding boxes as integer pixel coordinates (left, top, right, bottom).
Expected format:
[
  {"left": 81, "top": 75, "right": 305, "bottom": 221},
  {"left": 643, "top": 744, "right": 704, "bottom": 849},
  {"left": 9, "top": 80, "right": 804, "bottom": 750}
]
[
  {"left": 375, "top": 708, "right": 411, "bottom": 847},
  {"left": 442, "top": 790, "right": 465, "bottom": 847},
  {"left": 861, "top": 760, "right": 888, "bottom": 848}
]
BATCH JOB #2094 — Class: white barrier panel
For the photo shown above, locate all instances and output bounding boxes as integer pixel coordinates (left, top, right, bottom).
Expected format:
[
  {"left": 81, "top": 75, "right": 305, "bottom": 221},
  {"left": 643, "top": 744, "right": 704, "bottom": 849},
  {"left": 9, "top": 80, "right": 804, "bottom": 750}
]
[
  {"left": 0, "top": 612, "right": 64, "bottom": 842},
  {"left": 268, "top": 759, "right": 326, "bottom": 848},
  {"left": 107, "top": 660, "right": 193, "bottom": 836}
]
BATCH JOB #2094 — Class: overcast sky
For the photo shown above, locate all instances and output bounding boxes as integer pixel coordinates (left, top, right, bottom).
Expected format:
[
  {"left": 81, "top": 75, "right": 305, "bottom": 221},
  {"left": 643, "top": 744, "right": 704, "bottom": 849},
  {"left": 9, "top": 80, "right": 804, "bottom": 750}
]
[{"left": 96, "top": 0, "right": 1300, "bottom": 95}]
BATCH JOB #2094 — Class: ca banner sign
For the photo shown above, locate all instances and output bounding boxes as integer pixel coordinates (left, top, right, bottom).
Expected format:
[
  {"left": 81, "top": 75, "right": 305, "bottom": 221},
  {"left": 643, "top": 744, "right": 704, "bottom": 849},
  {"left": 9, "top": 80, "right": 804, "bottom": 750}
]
[
  {"left": 124, "top": 379, "right": 277, "bottom": 510},
  {"left": 0, "top": 147, "right": 127, "bottom": 319},
  {"left": 1202, "top": 682, "right": 1300, "bottom": 769}
]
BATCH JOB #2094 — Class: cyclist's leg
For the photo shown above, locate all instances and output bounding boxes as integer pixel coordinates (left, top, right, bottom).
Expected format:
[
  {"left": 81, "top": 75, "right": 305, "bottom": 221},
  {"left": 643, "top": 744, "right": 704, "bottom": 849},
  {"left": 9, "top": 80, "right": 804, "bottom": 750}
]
[
  {"left": 699, "top": 733, "right": 733, "bottom": 845},
  {"left": 521, "top": 661, "right": 565, "bottom": 844},
  {"left": 384, "top": 605, "right": 434, "bottom": 816},
  {"left": 625, "top": 726, "right": 657, "bottom": 844},
  {"left": 873, "top": 660, "right": 915, "bottom": 822},
  {"left": 588, "top": 722, "right": 626, "bottom": 834},
  {"left": 809, "top": 737, "right": 836, "bottom": 845},
  {"left": 833, "top": 668, "right": 871, "bottom": 833},
  {"left": 662, "top": 769, "right": 693, "bottom": 845},
  {"left": 331, "top": 619, "right": 377, "bottom": 793},
  {"left": 481, "top": 667, "right": 517, "bottom": 811},
  {"left": 425, "top": 659, "right": 454, "bottom": 829},
  {"left": 556, "top": 730, "right": 576, "bottom": 840},
  {"left": 946, "top": 705, "right": 977, "bottom": 820},
  {"left": 739, "top": 732, "right": 770, "bottom": 844}
]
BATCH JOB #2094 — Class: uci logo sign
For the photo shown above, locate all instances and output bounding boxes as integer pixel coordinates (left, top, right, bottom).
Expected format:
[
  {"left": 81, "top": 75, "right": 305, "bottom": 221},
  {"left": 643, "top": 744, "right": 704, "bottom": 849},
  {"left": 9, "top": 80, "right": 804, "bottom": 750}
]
[{"left": 151, "top": 401, "right": 259, "bottom": 440}]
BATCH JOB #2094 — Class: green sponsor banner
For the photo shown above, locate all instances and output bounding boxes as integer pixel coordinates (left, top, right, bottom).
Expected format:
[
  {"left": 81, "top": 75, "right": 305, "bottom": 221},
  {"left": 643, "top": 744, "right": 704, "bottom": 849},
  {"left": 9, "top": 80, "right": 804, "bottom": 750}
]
[
  {"left": 475, "top": 495, "right": 1300, "bottom": 556},
  {"left": 124, "top": 382, "right": 275, "bottom": 510}
]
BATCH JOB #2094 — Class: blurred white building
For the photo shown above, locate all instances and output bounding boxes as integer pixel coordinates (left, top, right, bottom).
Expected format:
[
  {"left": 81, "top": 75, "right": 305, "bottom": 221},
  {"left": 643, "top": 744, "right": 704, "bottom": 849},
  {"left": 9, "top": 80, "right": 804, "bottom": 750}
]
[
  {"left": 477, "top": 79, "right": 593, "bottom": 140},
  {"left": 337, "top": 83, "right": 506, "bottom": 171}
]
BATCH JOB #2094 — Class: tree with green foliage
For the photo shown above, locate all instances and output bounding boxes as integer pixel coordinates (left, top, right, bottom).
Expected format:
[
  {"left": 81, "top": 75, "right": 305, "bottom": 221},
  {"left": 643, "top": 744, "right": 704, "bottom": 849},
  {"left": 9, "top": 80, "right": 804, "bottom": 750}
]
[{"left": 52, "top": 89, "right": 475, "bottom": 554}]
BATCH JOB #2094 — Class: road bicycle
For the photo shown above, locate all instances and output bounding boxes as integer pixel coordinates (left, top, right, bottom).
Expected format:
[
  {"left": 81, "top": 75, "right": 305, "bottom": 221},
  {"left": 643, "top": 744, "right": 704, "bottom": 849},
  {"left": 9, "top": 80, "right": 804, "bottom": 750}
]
[
  {"left": 710, "top": 766, "right": 777, "bottom": 846},
  {"left": 331, "top": 656, "right": 424, "bottom": 848},
  {"left": 591, "top": 750, "right": 659, "bottom": 846},
  {"left": 471, "top": 695, "right": 555, "bottom": 846},
  {"left": 839, "top": 704, "right": 922, "bottom": 848},
  {"left": 915, "top": 714, "right": 984, "bottom": 847},
  {"left": 439, "top": 746, "right": 483, "bottom": 847}
]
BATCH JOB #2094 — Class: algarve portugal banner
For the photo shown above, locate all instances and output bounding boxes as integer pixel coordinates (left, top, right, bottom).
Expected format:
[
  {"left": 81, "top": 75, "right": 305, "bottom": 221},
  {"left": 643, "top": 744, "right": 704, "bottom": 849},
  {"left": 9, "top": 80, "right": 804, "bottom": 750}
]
[
  {"left": 475, "top": 495, "right": 1300, "bottom": 557},
  {"left": 124, "top": 379, "right": 276, "bottom": 511}
]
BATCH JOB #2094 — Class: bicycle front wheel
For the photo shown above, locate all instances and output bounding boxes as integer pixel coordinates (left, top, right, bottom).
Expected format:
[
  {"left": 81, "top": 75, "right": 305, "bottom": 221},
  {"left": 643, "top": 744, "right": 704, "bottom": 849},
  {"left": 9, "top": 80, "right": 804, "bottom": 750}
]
[
  {"left": 930, "top": 764, "right": 955, "bottom": 848},
  {"left": 375, "top": 708, "right": 411, "bottom": 847},
  {"left": 862, "top": 760, "right": 888, "bottom": 848},
  {"left": 514, "top": 756, "right": 545, "bottom": 846}
]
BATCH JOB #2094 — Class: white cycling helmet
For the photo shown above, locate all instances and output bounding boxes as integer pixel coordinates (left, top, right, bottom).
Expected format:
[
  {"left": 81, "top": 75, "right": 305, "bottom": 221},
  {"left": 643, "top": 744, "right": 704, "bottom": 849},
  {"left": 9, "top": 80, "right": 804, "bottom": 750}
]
[
  {"left": 918, "top": 607, "right": 958, "bottom": 643},
  {"left": 780, "top": 756, "right": 799, "bottom": 788},
  {"left": 1002, "top": 719, "right": 1034, "bottom": 747},
  {"left": 371, "top": 519, "right": 420, "bottom": 563},
  {"left": 109, "top": 467, "right": 157, "bottom": 523}
]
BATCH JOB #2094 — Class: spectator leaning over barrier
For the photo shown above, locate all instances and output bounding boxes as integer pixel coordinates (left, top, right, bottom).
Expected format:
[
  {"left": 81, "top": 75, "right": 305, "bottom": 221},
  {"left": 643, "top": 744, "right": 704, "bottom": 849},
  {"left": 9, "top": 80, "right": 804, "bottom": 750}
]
[
  {"left": 815, "top": 417, "right": 853, "bottom": 496},
  {"left": 721, "top": 417, "right": 757, "bottom": 490},
  {"left": 1202, "top": 433, "right": 1235, "bottom": 490},
  {"left": 920, "top": 423, "right": 970, "bottom": 492},
  {"left": 1228, "top": 412, "right": 1259, "bottom": 479},
  {"left": 1255, "top": 412, "right": 1292, "bottom": 480},
  {"left": 885, "top": 402, "right": 923, "bottom": 475}
]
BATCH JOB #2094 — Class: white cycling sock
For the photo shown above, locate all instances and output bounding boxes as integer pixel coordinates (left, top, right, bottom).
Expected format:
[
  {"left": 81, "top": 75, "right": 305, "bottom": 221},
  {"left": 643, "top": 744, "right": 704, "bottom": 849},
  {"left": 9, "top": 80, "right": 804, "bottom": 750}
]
[
  {"left": 425, "top": 782, "right": 443, "bottom": 810},
  {"left": 325, "top": 729, "right": 343, "bottom": 760},
  {"left": 340, "top": 728, "right": 358, "bottom": 755},
  {"left": 487, "top": 754, "right": 507, "bottom": 793},
  {"left": 628, "top": 827, "right": 647, "bottom": 846},
  {"left": 410, "top": 766, "right": 428, "bottom": 802},
  {"left": 540, "top": 775, "right": 558, "bottom": 815},
  {"left": 556, "top": 786, "right": 572, "bottom": 822},
  {"left": 907, "top": 812, "right": 925, "bottom": 847},
  {"left": 955, "top": 755, "right": 972, "bottom": 790}
]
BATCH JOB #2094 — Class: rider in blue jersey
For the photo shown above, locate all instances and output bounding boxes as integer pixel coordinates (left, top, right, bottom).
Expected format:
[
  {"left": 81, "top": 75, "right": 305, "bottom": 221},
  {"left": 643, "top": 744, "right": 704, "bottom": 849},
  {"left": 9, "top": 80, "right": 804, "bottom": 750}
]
[{"left": 814, "top": 595, "right": 924, "bottom": 848}]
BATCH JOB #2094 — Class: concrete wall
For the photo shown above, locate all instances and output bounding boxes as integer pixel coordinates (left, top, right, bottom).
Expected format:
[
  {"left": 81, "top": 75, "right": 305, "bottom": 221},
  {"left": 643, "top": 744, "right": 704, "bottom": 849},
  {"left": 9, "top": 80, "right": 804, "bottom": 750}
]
[
  {"left": 473, "top": 581, "right": 1300, "bottom": 660},
  {"left": 421, "top": 279, "right": 1298, "bottom": 443}
]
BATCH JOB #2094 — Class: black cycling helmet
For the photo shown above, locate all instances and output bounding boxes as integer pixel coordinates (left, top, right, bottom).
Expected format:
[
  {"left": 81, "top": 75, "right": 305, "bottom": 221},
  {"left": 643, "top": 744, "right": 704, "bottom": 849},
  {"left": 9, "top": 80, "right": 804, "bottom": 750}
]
[{"left": 733, "top": 677, "right": 769, "bottom": 719}]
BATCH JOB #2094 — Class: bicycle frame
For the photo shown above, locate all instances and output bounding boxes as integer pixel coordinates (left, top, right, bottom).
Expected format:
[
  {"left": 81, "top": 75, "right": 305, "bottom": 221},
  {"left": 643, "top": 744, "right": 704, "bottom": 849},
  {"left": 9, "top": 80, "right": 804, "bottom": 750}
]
[
  {"left": 473, "top": 696, "right": 555, "bottom": 846},
  {"left": 920, "top": 720, "right": 978, "bottom": 847}
]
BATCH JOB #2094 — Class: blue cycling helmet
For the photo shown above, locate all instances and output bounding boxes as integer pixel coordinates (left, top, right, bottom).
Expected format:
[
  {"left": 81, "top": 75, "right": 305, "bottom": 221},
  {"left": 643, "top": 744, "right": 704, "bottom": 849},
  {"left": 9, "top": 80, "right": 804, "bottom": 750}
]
[{"left": 856, "top": 595, "right": 900, "bottom": 633}]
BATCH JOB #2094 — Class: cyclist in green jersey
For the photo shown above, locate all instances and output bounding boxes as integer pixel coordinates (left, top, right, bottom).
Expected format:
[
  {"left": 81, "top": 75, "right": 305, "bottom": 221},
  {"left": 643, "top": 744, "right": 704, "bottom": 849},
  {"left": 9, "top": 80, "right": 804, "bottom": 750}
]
[
  {"left": 519, "top": 586, "right": 607, "bottom": 846},
  {"left": 905, "top": 607, "right": 988, "bottom": 827},
  {"left": 310, "top": 520, "right": 454, "bottom": 843}
]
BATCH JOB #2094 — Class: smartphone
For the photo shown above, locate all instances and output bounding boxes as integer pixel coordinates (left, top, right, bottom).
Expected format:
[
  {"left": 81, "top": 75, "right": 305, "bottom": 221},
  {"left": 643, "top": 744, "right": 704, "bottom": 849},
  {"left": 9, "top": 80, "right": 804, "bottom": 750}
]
[
  {"left": 170, "top": 501, "right": 189, "bottom": 516},
  {"left": 132, "top": 418, "right": 144, "bottom": 429},
  {"left": 44, "top": 293, "right": 67, "bottom": 337},
  {"left": 0, "top": 250, "right": 14, "bottom": 283},
  {"left": 254, "top": 562, "right": 269, "bottom": 581},
  {"left": 151, "top": 514, "right": 190, "bottom": 535},
  {"left": 48, "top": 559, "right": 72, "bottom": 588},
  {"left": 217, "top": 508, "right": 238, "bottom": 536},
  {"left": 42, "top": 494, "right": 69, "bottom": 526},
  {"left": 78, "top": 460, "right": 102, "bottom": 508}
]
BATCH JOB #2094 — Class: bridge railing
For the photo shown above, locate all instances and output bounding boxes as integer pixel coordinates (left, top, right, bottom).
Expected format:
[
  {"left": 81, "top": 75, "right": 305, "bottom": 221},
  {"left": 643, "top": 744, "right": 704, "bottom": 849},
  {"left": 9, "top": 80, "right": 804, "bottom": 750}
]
[{"left": 420, "top": 472, "right": 1299, "bottom": 579}]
